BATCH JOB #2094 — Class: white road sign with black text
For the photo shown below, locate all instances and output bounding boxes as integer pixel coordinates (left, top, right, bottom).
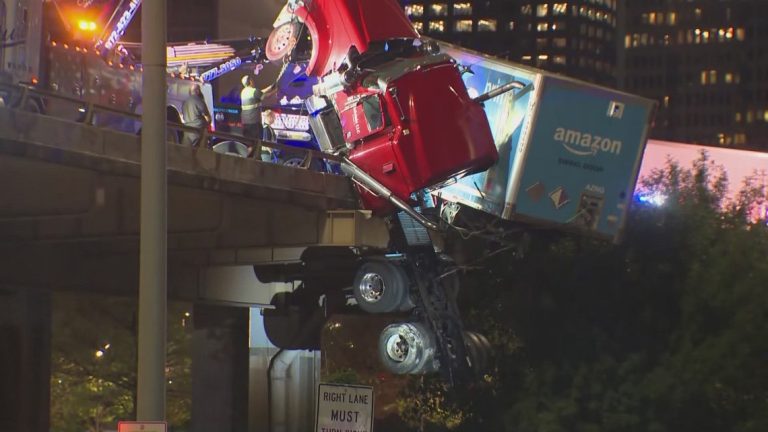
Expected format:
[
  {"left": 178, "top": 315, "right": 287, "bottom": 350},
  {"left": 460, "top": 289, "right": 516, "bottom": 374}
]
[{"left": 316, "top": 383, "right": 374, "bottom": 432}]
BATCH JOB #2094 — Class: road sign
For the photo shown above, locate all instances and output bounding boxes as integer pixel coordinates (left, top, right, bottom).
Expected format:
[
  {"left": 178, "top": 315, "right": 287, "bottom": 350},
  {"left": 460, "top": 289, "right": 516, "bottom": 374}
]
[
  {"left": 117, "top": 421, "right": 167, "bottom": 432},
  {"left": 316, "top": 383, "right": 374, "bottom": 432}
]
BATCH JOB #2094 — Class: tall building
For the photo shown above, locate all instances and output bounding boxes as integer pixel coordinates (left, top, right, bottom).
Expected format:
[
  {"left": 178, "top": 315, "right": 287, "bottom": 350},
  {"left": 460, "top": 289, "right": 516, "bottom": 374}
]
[
  {"left": 401, "top": 0, "right": 619, "bottom": 86},
  {"left": 621, "top": 0, "right": 768, "bottom": 149}
]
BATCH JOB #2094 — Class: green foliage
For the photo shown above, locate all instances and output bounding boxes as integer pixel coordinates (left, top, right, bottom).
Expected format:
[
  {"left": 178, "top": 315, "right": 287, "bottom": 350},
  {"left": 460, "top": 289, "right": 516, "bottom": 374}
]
[
  {"left": 50, "top": 294, "right": 192, "bottom": 432},
  {"left": 401, "top": 152, "right": 768, "bottom": 431}
]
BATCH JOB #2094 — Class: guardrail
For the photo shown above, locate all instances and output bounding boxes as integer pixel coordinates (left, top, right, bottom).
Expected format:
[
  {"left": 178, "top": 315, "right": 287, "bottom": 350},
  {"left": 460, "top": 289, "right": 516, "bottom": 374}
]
[{"left": 0, "top": 82, "right": 342, "bottom": 171}]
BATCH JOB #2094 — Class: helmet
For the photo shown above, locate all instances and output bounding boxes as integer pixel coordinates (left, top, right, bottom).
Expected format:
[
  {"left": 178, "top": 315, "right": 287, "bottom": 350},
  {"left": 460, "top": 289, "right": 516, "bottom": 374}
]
[{"left": 241, "top": 75, "right": 250, "bottom": 86}]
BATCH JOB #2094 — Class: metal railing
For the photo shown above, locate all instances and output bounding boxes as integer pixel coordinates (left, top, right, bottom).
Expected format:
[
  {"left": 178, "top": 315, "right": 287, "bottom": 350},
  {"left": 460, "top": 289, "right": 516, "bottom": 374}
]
[{"left": 0, "top": 82, "right": 343, "bottom": 171}]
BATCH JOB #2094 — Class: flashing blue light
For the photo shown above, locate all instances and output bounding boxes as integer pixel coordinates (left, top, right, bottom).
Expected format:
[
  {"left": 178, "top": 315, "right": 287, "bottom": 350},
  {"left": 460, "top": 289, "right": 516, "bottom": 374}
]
[{"left": 635, "top": 191, "right": 667, "bottom": 207}]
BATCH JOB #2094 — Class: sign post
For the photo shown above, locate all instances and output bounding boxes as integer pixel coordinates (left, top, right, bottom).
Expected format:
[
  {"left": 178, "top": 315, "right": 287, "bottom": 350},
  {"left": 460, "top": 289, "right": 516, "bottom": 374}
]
[
  {"left": 315, "top": 383, "right": 375, "bottom": 432},
  {"left": 117, "top": 421, "right": 167, "bottom": 432}
]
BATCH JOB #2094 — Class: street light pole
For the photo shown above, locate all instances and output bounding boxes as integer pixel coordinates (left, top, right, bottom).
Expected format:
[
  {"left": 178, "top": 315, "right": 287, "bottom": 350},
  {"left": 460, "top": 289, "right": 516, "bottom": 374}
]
[{"left": 138, "top": 0, "right": 167, "bottom": 421}]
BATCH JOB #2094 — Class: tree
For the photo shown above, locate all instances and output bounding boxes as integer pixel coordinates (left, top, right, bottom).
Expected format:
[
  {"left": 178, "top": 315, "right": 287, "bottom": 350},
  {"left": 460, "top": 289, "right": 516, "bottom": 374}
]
[
  {"left": 398, "top": 152, "right": 768, "bottom": 431},
  {"left": 50, "top": 294, "right": 192, "bottom": 432}
]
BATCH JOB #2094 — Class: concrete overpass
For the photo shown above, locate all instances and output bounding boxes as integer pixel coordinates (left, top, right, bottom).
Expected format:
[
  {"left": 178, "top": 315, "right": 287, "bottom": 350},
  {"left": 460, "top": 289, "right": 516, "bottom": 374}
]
[
  {"left": 0, "top": 104, "right": 363, "bottom": 296},
  {"left": 0, "top": 103, "right": 386, "bottom": 432}
]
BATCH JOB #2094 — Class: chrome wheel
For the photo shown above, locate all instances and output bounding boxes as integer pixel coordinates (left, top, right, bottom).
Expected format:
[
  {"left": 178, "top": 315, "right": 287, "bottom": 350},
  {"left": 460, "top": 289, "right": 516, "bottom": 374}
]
[{"left": 358, "top": 272, "right": 385, "bottom": 303}]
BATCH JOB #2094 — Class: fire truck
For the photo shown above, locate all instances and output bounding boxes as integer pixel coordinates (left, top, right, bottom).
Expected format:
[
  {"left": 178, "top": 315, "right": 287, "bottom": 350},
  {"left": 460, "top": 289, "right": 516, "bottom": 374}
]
[
  {"left": 0, "top": 0, "right": 214, "bottom": 137},
  {"left": 256, "top": 0, "right": 656, "bottom": 383}
]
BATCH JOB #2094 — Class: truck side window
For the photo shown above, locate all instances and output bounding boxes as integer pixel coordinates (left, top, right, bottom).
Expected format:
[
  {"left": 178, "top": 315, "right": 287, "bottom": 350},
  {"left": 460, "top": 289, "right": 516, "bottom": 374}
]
[
  {"left": 339, "top": 94, "right": 388, "bottom": 142},
  {"left": 361, "top": 94, "right": 384, "bottom": 132}
]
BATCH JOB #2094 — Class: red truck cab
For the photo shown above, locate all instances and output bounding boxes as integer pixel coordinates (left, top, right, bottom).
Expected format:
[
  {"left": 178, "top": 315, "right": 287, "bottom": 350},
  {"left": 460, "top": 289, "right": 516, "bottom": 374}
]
[{"left": 274, "top": 0, "right": 497, "bottom": 214}]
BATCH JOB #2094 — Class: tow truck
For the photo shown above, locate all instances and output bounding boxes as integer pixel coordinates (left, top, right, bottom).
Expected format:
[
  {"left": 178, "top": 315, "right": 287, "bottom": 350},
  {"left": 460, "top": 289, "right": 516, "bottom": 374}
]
[
  {"left": 256, "top": 0, "right": 656, "bottom": 384},
  {"left": 0, "top": 0, "right": 215, "bottom": 136}
]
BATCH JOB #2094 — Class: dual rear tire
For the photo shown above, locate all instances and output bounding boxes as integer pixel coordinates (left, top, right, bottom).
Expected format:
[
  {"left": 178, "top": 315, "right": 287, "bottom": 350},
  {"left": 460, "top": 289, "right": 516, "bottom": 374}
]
[
  {"left": 352, "top": 260, "right": 414, "bottom": 313},
  {"left": 377, "top": 323, "right": 493, "bottom": 376}
]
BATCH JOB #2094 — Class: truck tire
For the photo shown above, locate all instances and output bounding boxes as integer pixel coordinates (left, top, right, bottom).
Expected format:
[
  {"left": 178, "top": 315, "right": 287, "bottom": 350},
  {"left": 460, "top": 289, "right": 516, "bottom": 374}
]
[
  {"left": 262, "top": 291, "right": 322, "bottom": 350},
  {"left": 266, "top": 22, "right": 300, "bottom": 61},
  {"left": 212, "top": 140, "right": 249, "bottom": 158},
  {"left": 463, "top": 331, "right": 492, "bottom": 375},
  {"left": 378, "top": 322, "right": 438, "bottom": 374},
  {"left": 352, "top": 260, "right": 409, "bottom": 313}
]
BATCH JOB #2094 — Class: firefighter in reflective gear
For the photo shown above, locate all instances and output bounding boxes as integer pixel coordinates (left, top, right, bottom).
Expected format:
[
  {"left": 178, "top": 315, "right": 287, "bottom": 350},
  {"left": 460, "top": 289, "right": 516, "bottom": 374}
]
[{"left": 240, "top": 75, "right": 263, "bottom": 142}]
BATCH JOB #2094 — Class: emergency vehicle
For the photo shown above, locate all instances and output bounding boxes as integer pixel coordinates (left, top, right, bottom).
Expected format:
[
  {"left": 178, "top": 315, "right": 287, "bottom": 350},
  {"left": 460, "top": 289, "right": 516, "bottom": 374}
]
[{"left": 0, "top": 0, "right": 214, "bottom": 137}]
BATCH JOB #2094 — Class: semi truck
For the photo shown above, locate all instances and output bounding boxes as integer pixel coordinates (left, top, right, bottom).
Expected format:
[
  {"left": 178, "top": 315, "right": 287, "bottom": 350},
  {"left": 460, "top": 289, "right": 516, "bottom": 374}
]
[
  {"left": 257, "top": 0, "right": 655, "bottom": 383},
  {"left": 2, "top": 0, "right": 655, "bottom": 383}
]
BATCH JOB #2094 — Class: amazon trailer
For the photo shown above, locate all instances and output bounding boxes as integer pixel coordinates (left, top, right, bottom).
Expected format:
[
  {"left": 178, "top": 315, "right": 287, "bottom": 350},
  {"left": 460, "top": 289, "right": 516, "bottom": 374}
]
[{"left": 435, "top": 44, "right": 656, "bottom": 242}]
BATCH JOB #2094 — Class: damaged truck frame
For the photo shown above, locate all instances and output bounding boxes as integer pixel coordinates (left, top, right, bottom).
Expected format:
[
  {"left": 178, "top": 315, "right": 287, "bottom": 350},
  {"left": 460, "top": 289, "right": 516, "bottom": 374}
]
[{"left": 256, "top": 0, "right": 655, "bottom": 384}]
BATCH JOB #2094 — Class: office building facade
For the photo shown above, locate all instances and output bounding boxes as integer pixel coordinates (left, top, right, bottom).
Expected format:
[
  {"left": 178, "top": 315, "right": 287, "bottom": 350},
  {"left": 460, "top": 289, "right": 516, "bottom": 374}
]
[
  {"left": 621, "top": 0, "right": 768, "bottom": 149},
  {"left": 401, "top": 0, "right": 619, "bottom": 86}
]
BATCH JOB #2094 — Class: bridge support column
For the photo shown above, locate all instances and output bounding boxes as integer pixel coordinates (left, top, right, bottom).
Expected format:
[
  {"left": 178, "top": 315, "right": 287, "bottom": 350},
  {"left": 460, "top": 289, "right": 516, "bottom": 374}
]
[
  {"left": 191, "top": 303, "right": 249, "bottom": 432},
  {"left": 0, "top": 287, "right": 51, "bottom": 432}
]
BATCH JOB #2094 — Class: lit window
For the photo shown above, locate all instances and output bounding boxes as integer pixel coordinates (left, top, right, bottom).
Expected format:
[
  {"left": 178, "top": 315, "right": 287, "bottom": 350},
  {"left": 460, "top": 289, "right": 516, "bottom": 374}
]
[
  {"left": 412, "top": 21, "right": 424, "bottom": 32},
  {"left": 405, "top": 4, "right": 424, "bottom": 17},
  {"left": 725, "top": 72, "right": 733, "bottom": 84},
  {"left": 521, "top": 55, "right": 532, "bottom": 61},
  {"left": 734, "top": 133, "right": 746, "bottom": 145},
  {"left": 508, "top": 21, "right": 515, "bottom": 30},
  {"left": 478, "top": 19, "right": 497, "bottom": 32},
  {"left": 624, "top": 35, "right": 631, "bottom": 48},
  {"left": 663, "top": 96, "right": 670, "bottom": 107},
  {"left": 538, "top": 54, "right": 549, "bottom": 60},
  {"left": 454, "top": 2, "right": 472, "bottom": 16},
  {"left": 700, "top": 70, "right": 708, "bottom": 85},
  {"left": 717, "top": 133, "right": 726, "bottom": 145},
  {"left": 553, "top": 37, "right": 567, "bottom": 48},
  {"left": 428, "top": 20, "right": 445, "bottom": 32},
  {"left": 648, "top": 12, "right": 656, "bottom": 25},
  {"left": 763, "top": 111, "right": 768, "bottom": 122},
  {"left": 553, "top": 3, "right": 567, "bottom": 15},
  {"left": 430, "top": 3, "right": 447, "bottom": 17},
  {"left": 454, "top": 19, "right": 473, "bottom": 32},
  {"left": 537, "top": 22, "right": 549, "bottom": 31},
  {"left": 521, "top": 4, "right": 532, "bottom": 15},
  {"left": 553, "top": 55, "right": 567, "bottom": 65},
  {"left": 735, "top": 112, "right": 742, "bottom": 123},
  {"left": 552, "top": 21, "right": 566, "bottom": 31},
  {"left": 736, "top": 28, "right": 745, "bottom": 41},
  {"left": 709, "top": 70, "right": 717, "bottom": 84},
  {"left": 667, "top": 12, "right": 677, "bottom": 25},
  {"left": 537, "top": 4, "right": 549, "bottom": 17},
  {"left": 694, "top": 8, "right": 702, "bottom": 20}
]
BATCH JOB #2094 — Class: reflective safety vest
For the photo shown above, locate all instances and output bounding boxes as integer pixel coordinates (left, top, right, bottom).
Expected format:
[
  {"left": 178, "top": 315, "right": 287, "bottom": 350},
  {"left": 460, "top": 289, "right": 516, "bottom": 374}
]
[{"left": 240, "top": 86, "right": 262, "bottom": 125}]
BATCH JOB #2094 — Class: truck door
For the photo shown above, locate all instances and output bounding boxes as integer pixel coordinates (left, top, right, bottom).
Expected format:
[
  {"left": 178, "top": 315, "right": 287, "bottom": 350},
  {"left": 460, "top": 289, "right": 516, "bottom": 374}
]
[{"left": 338, "top": 93, "right": 387, "bottom": 143}]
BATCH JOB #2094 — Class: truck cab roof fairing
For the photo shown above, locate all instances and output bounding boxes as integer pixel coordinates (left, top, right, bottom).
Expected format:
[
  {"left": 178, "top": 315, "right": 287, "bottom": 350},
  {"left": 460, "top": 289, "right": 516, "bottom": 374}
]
[{"left": 294, "top": 0, "right": 418, "bottom": 77}]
